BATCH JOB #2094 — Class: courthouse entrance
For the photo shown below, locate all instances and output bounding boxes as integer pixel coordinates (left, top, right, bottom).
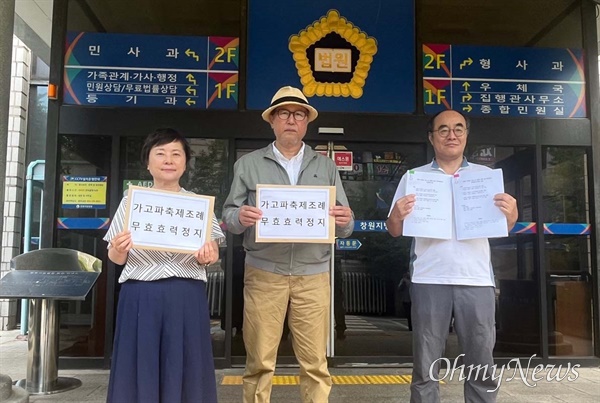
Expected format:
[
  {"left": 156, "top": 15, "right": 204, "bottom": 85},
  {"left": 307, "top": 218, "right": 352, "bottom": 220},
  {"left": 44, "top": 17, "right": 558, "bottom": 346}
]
[
  {"left": 51, "top": 133, "right": 596, "bottom": 367},
  {"left": 224, "top": 139, "right": 594, "bottom": 365},
  {"left": 28, "top": 0, "right": 597, "bottom": 370},
  {"left": 227, "top": 140, "right": 426, "bottom": 364}
]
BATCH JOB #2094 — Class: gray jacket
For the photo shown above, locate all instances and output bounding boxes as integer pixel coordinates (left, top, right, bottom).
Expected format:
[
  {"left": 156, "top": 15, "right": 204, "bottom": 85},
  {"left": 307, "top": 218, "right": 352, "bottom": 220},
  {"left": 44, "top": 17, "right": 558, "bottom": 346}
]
[{"left": 222, "top": 144, "right": 354, "bottom": 275}]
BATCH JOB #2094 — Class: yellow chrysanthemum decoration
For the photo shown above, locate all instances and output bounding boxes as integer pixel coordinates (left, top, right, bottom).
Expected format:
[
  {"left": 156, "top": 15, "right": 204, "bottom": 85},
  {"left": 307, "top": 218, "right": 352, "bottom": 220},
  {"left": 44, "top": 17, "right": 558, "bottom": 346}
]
[{"left": 289, "top": 10, "right": 378, "bottom": 99}]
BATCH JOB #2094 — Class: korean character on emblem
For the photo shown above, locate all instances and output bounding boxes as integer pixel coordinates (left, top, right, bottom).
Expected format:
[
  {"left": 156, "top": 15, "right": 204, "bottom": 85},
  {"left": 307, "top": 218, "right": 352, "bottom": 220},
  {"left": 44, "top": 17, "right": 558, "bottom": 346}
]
[
  {"left": 334, "top": 50, "right": 350, "bottom": 71},
  {"left": 316, "top": 48, "right": 332, "bottom": 70}
]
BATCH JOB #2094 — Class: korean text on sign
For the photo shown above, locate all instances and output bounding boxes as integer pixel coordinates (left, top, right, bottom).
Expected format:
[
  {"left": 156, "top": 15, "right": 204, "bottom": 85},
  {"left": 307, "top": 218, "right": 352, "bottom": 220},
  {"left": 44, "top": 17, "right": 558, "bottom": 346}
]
[
  {"left": 255, "top": 185, "right": 336, "bottom": 243},
  {"left": 124, "top": 186, "right": 215, "bottom": 253}
]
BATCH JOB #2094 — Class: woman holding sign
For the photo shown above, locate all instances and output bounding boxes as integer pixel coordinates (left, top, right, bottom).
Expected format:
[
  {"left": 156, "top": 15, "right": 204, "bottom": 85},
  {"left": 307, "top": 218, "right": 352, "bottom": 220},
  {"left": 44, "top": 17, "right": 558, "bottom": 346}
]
[{"left": 103, "top": 128, "right": 225, "bottom": 403}]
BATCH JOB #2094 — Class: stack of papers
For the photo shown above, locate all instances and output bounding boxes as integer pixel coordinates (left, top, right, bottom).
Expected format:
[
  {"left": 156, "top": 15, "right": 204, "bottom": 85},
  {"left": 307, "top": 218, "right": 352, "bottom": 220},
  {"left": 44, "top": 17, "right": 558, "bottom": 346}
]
[{"left": 402, "top": 169, "right": 507, "bottom": 240}]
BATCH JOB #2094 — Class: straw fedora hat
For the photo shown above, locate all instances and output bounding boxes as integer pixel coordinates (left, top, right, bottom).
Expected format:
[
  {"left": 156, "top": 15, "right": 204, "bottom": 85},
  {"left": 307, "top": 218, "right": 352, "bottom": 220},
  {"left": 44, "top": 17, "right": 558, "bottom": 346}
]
[{"left": 261, "top": 86, "right": 318, "bottom": 123}]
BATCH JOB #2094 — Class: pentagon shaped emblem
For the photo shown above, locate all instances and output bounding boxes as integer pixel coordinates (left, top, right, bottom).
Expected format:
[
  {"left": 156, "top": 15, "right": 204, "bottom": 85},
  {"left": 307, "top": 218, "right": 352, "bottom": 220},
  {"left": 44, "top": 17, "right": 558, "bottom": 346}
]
[{"left": 289, "top": 10, "right": 378, "bottom": 99}]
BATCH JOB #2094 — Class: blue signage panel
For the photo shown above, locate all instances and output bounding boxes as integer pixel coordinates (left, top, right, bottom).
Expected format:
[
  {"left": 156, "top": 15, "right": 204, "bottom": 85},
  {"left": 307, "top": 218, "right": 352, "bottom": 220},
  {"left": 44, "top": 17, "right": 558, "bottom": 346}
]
[
  {"left": 64, "top": 32, "right": 239, "bottom": 109},
  {"left": 353, "top": 220, "right": 388, "bottom": 232},
  {"left": 423, "top": 44, "right": 586, "bottom": 118},
  {"left": 336, "top": 238, "right": 362, "bottom": 251},
  {"left": 247, "top": 1, "right": 415, "bottom": 114}
]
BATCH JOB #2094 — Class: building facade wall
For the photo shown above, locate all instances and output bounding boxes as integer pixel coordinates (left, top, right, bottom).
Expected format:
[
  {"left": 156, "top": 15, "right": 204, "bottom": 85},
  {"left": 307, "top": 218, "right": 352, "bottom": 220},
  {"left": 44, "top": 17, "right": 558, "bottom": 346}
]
[
  {"left": 2, "top": 0, "right": 598, "bottom": 364},
  {"left": 0, "top": 37, "right": 30, "bottom": 330}
]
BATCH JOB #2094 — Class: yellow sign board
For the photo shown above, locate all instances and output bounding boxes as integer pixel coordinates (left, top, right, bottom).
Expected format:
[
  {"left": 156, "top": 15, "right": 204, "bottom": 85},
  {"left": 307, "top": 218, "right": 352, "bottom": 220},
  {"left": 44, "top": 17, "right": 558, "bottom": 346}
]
[{"left": 62, "top": 176, "right": 107, "bottom": 209}]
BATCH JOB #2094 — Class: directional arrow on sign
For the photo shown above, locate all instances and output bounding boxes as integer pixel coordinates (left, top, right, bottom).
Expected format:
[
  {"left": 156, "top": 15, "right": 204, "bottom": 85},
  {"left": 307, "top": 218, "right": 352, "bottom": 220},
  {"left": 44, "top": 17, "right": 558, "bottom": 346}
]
[
  {"left": 336, "top": 239, "right": 362, "bottom": 251},
  {"left": 186, "top": 73, "right": 196, "bottom": 85},
  {"left": 459, "top": 57, "right": 473, "bottom": 69},
  {"left": 185, "top": 48, "right": 200, "bottom": 61}
]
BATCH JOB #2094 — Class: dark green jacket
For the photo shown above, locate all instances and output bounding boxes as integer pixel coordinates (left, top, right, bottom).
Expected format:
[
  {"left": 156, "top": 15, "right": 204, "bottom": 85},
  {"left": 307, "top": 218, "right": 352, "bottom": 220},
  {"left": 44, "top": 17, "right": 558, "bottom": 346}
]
[{"left": 222, "top": 144, "right": 354, "bottom": 275}]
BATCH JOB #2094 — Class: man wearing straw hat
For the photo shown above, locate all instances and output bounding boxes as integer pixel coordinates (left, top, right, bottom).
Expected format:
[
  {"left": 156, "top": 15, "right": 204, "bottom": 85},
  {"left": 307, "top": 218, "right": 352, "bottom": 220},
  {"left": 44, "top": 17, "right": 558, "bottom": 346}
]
[{"left": 223, "top": 86, "right": 354, "bottom": 403}]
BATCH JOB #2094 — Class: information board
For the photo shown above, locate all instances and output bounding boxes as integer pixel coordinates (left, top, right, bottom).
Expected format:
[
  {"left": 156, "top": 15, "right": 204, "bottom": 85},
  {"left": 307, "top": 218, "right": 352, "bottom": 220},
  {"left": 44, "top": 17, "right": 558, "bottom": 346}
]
[
  {"left": 0, "top": 271, "right": 101, "bottom": 300},
  {"left": 64, "top": 32, "right": 239, "bottom": 109},
  {"left": 423, "top": 44, "right": 586, "bottom": 118},
  {"left": 61, "top": 176, "right": 107, "bottom": 209}
]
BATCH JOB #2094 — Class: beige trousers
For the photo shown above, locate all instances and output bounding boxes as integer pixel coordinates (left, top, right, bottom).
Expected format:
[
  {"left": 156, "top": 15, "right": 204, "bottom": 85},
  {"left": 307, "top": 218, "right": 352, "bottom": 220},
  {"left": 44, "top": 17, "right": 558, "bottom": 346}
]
[{"left": 242, "top": 265, "right": 332, "bottom": 403}]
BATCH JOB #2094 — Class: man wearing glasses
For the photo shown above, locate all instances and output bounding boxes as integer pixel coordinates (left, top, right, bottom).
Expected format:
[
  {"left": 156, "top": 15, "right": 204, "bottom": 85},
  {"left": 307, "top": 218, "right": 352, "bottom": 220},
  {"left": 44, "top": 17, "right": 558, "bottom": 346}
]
[
  {"left": 223, "top": 86, "right": 354, "bottom": 403},
  {"left": 386, "top": 110, "right": 518, "bottom": 403}
]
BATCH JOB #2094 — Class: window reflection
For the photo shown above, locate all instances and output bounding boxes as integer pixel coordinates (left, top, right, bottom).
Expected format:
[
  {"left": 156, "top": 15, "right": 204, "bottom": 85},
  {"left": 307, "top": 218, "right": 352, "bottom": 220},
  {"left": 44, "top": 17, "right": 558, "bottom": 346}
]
[
  {"left": 464, "top": 146, "right": 540, "bottom": 357},
  {"left": 542, "top": 147, "right": 593, "bottom": 357},
  {"left": 122, "top": 137, "right": 229, "bottom": 358},
  {"left": 57, "top": 135, "right": 111, "bottom": 357}
]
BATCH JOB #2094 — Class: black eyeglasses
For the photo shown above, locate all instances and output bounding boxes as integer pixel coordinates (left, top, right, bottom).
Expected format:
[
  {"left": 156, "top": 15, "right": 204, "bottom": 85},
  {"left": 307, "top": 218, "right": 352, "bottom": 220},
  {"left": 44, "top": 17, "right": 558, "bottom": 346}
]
[
  {"left": 432, "top": 127, "right": 467, "bottom": 138},
  {"left": 276, "top": 109, "right": 308, "bottom": 121}
]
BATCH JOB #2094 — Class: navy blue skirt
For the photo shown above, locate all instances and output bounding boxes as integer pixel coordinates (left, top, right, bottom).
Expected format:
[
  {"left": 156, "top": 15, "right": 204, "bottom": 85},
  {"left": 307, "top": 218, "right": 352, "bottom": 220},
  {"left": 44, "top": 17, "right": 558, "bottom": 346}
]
[{"left": 107, "top": 277, "right": 217, "bottom": 403}]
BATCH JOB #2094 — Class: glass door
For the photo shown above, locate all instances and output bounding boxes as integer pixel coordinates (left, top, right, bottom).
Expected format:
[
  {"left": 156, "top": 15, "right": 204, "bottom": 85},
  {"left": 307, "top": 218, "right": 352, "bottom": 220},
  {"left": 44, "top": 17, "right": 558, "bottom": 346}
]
[
  {"left": 229, "top": 140, "right": 427, "bottom": 361},
  {"left": 320, "top": 142, "right": 426, "bottom": 358}
]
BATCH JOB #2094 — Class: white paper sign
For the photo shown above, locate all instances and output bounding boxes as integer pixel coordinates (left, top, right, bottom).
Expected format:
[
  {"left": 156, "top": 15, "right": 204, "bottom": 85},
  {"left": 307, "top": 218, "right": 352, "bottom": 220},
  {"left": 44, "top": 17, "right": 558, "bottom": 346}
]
[
  {"left": 124, "top": 186, "right": 215, "bottom": 253},
  {"left": 255, "top": 185, "right": 335, "bottom": 243}
]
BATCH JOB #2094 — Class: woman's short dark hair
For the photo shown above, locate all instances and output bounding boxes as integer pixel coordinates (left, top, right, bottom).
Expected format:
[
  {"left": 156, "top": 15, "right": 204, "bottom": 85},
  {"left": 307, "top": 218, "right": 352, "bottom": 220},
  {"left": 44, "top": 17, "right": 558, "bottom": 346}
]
[{"left": 140, "top": 128, "right": 192, "bottom": 166}]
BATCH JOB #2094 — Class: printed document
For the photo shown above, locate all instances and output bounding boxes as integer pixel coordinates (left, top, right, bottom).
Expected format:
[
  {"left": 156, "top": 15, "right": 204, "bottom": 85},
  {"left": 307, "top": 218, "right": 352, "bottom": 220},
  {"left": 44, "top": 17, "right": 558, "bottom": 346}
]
[
  {"left": 453, "top": 169, "right": 507, "bottom": 239},
  {"left": 402, "top": 169, "right": 507, "bottom": 240},
  {"left": 403, "top": 171, "right": 453, "bottom": 239}
]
